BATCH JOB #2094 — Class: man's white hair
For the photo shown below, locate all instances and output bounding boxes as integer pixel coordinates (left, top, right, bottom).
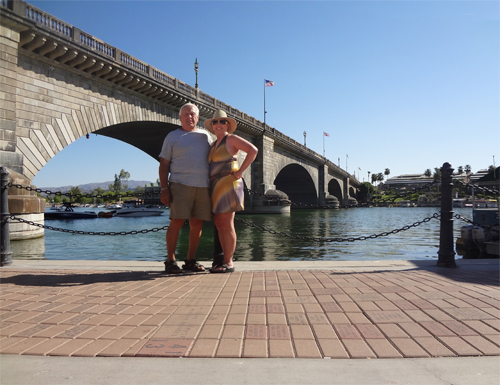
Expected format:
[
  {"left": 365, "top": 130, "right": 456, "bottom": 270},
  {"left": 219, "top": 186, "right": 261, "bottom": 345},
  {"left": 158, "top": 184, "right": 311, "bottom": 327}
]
[{"left": 179, "top": 103, "right": 199, "bottom": 116}]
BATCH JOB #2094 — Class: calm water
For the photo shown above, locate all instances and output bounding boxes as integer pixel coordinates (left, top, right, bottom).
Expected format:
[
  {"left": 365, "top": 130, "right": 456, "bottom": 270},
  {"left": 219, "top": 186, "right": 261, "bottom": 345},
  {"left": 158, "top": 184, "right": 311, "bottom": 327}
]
[{"left": 11, "top": 207, "right": 473, "bottom": 262}]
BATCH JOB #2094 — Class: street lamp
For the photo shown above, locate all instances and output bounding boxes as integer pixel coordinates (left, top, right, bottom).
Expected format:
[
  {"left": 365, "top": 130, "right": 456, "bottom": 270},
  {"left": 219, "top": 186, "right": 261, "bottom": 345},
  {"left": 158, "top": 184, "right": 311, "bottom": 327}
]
[
  {"left": 194, "top": 58, "right": 199, "bottom": 89},
  {"left": 303, "top": 131, "right": 306, "bottom": 146}
]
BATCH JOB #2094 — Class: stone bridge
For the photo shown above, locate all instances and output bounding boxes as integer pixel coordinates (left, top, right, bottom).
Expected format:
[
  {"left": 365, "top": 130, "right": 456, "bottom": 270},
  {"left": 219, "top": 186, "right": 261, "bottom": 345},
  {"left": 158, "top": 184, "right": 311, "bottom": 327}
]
[{"left": 1, "top": 0, "right": 360, "bottom": 240}]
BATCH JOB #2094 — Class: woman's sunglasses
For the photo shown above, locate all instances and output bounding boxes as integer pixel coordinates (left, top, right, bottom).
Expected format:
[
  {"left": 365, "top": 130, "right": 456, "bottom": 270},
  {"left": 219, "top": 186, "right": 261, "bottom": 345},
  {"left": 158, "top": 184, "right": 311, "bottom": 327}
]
[{"left": 212, "top": 119, "right": 229, "bottom": 125}]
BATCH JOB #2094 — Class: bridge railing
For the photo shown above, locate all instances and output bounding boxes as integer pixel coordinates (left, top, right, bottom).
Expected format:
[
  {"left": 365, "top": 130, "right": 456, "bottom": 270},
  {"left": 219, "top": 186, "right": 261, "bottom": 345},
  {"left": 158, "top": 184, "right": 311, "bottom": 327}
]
[{"left": 2, "top": 0, "right": 358, "bottom": 185}]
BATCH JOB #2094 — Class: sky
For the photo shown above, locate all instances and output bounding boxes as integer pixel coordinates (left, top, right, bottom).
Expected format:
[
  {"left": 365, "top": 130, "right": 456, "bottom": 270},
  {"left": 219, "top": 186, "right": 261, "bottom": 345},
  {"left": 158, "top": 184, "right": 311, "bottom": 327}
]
[{"left": 30, "top": 0, "right": 499, "bottom": 187}]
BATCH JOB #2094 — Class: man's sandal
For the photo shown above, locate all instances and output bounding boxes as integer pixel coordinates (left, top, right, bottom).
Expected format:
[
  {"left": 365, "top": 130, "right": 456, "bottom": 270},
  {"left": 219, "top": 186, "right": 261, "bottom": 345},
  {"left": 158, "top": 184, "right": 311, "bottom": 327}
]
[
  {"left": 164, "top": 260, "right": 182, "bottom": 274},
  {"left": 182, "top": 259, "right": 206, "bottom": 272},
  {"left": 209, "top": 264, "right": 235, "bottom": 274}
]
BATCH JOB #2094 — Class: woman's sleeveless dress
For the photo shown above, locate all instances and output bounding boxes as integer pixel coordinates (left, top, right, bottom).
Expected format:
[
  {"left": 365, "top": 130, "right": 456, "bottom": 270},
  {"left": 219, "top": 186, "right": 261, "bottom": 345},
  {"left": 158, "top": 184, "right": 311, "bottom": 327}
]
[{"left": 208, "top": 136, "right": 244, "bottom": 214}]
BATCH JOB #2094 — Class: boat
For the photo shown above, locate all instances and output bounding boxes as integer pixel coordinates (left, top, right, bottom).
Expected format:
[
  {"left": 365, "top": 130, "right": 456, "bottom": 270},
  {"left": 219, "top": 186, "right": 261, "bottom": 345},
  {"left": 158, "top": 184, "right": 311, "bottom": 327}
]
[
  {"left": 44, "top": 204, "right": 98, "bottom": 219},
  {"left": 114, "top": 205, "right": 164, "bottom": 217}
]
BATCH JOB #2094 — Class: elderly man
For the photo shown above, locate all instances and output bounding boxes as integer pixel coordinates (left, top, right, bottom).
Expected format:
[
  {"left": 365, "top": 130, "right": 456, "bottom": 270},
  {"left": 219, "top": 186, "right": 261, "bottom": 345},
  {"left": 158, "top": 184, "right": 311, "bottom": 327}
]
[{"left": 159, "top": 103, "right": 212, "bottom": 274}]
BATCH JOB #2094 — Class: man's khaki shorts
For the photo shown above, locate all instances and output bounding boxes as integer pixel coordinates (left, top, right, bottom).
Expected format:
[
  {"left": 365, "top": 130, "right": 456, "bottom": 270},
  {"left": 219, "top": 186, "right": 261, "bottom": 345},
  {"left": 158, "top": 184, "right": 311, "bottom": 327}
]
[{"left": 169, "top": 182, "right": 212, "bottom": 222}]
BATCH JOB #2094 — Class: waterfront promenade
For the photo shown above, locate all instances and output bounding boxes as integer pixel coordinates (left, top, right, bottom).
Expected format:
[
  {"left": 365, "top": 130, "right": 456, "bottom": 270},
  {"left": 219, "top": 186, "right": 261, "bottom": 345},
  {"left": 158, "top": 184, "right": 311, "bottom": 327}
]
[{"left": 1, "top": 258, "right": 499, "bottom": 384}]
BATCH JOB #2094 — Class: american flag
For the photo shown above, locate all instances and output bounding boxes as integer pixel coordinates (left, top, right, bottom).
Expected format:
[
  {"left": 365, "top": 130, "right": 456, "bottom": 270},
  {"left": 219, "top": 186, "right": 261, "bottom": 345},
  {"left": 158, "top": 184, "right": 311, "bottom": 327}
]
[
  {"left": 323, "top": 132, "right": 329, "bottom": 137},
  {"left": 265, "top": 79, "right": 274, "bottom": 87}
]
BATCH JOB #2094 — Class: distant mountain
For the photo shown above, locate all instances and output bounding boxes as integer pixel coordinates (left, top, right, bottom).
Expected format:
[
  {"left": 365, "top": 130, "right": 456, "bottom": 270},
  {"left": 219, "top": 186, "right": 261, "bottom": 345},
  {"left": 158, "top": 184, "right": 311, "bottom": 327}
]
[{"left": 38, "top": 180, "right": 155, "bottom": 194}]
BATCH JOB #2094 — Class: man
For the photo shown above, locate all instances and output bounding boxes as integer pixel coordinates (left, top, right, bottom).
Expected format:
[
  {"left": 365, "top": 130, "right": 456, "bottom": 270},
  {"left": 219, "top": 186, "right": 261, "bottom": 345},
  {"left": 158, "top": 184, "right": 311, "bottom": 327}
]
[{"left": 159, "top": 103, "right": 212, "bottom": 274}]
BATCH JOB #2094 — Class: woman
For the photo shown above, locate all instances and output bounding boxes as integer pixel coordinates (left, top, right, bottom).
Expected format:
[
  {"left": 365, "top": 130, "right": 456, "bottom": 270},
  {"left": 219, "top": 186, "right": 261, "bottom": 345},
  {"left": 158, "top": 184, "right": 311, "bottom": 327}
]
[{"left": 204, "top": 110, "right": 258, "bottom": 273}]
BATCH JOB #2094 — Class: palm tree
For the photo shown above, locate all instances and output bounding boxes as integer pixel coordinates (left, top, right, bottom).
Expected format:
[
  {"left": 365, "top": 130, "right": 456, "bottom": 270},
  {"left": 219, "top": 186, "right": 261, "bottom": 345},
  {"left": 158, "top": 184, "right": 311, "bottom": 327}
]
[
  {"left": 367, "top": 171, "right": 371, "bottom": 184},
  {"left": 384, "top": 168, "right": 390, "bottom": 181},
  {"left": 457, "top": 166, "right": 464, "bottom": 175},
  {"left": 465, "top": 164, "right": 472, "bottom": 174},
  {"left": 424, "top": 169, "right": 432, "bottom": 178}
]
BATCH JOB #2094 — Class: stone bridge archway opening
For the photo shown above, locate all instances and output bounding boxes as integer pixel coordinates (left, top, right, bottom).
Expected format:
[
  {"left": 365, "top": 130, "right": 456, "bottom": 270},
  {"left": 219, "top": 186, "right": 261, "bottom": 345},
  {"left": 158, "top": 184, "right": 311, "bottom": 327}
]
[
  {"left": 274, "top": 164, "right": 317, "bottom": 206},
  {"left": 328, "top": 178, "right": 343, "bottom": 202}
]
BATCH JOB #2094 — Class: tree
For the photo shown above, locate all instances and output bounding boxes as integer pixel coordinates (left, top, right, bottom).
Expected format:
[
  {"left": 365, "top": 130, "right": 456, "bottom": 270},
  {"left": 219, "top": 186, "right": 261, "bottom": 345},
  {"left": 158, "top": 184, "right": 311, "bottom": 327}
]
[
  {"left": 433, "top": 167, "right": 441, "bottom": 181},
  {"left": 68, "top": 186, "right": 82, "bottom": 203},
  {"left": 424, "top": 169, "right": 432, "bottom": 178},
  {"left": 457, "top": 166, "right": 464, "bottom": 175},
  {"left": 108, "top": 169, "right": 130, "bottom": 197},
  {"left": 465, "top": 164, "right": 472, "bottom": 174},
  {"left": 488, "top": 165, "right": 496, "bottom": 172},
  {"left": 92, "top": 187, "right": 106, "bottom": 204},
  {"left": 384, "top": 168, "right": 390, "bottom": 181},
  {"left": 367, "top": 171, "right": 371, "bottom": 183}
]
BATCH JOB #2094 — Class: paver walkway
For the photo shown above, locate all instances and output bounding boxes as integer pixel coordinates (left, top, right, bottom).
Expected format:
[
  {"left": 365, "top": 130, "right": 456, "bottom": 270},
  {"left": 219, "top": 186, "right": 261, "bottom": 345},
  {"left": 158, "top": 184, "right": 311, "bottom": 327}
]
[{"left": 1, "top": 266, "right": 499, "bottom": 359}]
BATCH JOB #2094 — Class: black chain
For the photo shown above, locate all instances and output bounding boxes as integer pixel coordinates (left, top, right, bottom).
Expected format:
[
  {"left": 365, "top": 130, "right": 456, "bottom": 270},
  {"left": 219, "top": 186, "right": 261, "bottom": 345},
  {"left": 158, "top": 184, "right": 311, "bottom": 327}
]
[
  {"left": 8, "top": 215, "right": 169, "bottom": 236},
  {"left": 453, "top": 213, "right": 499, "bottom": 233},
  {"left": 235, "top": 213, "right": 441, "bottom": 242},
  {"left": 457, "top": 180, "right": 499, "bottom": 195}
]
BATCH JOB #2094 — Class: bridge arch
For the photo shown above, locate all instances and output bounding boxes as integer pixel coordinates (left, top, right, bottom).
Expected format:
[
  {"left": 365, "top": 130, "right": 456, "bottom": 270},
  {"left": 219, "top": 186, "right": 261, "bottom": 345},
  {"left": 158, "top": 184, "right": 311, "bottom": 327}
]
[
  {"left": 274, "top": 164, "right": 317, "bottom": 206},
  {"left": 327, "top": 178, "right": 343, "bottom": 202}
]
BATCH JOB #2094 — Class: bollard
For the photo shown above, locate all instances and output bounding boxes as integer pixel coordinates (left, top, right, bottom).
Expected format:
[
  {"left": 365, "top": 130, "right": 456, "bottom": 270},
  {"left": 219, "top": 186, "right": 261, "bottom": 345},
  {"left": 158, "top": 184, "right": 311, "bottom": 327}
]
[
  {"left": 437, "top": 162, "right": 456, "bottom": 267},
  {"left": 0, "top": 167, "right": 13, "bottom": 266}
]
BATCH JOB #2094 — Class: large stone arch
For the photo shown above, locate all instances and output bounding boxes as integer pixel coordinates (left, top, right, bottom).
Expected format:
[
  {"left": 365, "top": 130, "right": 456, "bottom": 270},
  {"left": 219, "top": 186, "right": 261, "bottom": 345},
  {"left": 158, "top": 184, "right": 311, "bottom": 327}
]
[
  {"left": 274, "top": 164, "right": 318, "bottom": 206},
  {"left": 327, "top": 177, "right": 343, "bottom": 202}
]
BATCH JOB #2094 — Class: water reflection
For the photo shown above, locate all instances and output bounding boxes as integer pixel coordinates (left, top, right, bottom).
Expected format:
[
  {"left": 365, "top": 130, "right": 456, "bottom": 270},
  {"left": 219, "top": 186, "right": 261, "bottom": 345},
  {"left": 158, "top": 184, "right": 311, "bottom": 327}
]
[{"left": 11, "top": 207, "right": 471, "bottom": 262}]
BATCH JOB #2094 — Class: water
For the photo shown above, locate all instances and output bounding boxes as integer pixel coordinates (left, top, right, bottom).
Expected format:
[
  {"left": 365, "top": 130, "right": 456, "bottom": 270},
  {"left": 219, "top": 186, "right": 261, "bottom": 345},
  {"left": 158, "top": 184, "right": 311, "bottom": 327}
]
[{"left": 11, "top": 207, "right": 474, "bottom": 262}]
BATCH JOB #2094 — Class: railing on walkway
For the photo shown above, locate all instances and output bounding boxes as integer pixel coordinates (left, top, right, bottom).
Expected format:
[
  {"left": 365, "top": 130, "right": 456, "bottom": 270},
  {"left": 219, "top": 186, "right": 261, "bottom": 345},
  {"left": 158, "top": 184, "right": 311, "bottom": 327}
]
[{"left": 2, "top": 163, "right": 498, "bottom": 267}]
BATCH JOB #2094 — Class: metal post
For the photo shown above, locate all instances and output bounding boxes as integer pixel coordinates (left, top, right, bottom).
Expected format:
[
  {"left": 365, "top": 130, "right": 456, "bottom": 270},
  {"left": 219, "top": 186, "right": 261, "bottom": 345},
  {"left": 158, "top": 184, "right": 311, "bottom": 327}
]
[
  {"left": 437, "top": 162, "right": 456, "bottom": 267},
  {"left": 1, "top": 167, "right": 13, "bottom": 266}
]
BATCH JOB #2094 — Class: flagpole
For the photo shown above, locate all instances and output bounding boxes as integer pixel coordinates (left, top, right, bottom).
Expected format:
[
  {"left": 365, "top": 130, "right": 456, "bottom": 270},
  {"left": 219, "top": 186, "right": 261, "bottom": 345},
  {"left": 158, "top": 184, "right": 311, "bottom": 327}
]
[
  {"left": 263, "top": 79, "right": 266, "bottom": 130},
  {"left": 323, "top": 134, "right": 325, "bottom": 157}
]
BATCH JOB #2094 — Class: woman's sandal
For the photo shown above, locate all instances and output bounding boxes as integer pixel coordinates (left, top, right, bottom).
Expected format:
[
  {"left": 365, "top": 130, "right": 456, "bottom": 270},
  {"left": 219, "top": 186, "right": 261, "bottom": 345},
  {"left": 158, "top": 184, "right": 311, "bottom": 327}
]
[
  {"left": 182, "top": 259, "right": 206, "bottom": 272},
  {"left": 164, "top": 260, "right": 182, "bottom": 274},
  {"left": 210, "top": 264, "right": 235, "bottom": 274}
]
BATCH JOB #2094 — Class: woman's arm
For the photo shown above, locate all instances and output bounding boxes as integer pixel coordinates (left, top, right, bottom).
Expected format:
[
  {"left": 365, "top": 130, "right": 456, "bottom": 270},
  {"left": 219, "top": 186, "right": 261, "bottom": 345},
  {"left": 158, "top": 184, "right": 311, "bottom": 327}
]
[{"left": 226, "top": 135, "right": 258, "bottom": 179}]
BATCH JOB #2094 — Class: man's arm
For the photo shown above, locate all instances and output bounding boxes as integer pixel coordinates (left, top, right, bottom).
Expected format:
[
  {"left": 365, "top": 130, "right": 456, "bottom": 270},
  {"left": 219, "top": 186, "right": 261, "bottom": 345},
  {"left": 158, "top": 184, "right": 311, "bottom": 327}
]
[{"left": 159, "top": 157, "right": 172, "bottom": 207}]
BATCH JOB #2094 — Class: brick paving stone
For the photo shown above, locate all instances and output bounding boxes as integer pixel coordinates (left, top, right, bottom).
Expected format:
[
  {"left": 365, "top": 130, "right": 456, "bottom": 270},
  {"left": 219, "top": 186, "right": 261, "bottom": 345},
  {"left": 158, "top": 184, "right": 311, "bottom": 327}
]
[
  {"left": 246, "top": 313, "right": 266, "bottom": 325},
  {"left": 77, "top": 325, "right": 115, "bottom": 339},
  {"left": 398, "top": 323, "right": 432, "bottom": 338},
  {"left": 204, "top": 314, "right": 227, "bottom": 325},
  {"left": 482, "top": 319, "right": 500, "bottom": 331},
  {"left": 221, "top": 325, "right": 245, "bottom": 339},
  {"left": 303, "top": 303, "right": 323, "bottom": 313},
  {"left": 215, "top": 339, "right": 242, "bottom": 357},
  {"left": 414, "top": 337, "right": 456, "bottom": 357},
  {"left": 0, "top": 337, "right": 28, "bottom": 351},
  {"left": 463, "top": 320, "right": 500, "bottom": 335},
  {"left": 334, "top": 324, "right": 362, "bottom": 339},
  {"left": 136, "top": 338, "right": 193, "bottom": 357},
  {"left": 356, "top": 301, "right": 380, "bottom": 312},
  {"left": 419, "top": 321, "right": 456, "bottom": 337},
  {"left": 373, "top": 300, "right": 400, "bottom": 311},
  {"left": 47, "top": 339, "right": 92, "bottom": 356},
  {"left": 72, "top": 339, "right": 115, "bottom": 357},
  {"left": 342, "top": 339, "right": 376, "bottom": 358},
  {"left": 21, "top": 338, "right": 69, "bottom": 356},
  {"left": 1, "top": 337, "right": 47, "bottom": 354},
  {"left": 285, "top": 304, "right": 304, "bottom": 313},
  {"left": 290, "top": 324, "right": 315, "bottom": 340},
  {"left": 188, "top": 338, "right": 219, "bottom": 357},
  {"left": 122, "top": 326, "right": 157, "bottom": 340},
  {"left": 437, "top": 336, "right": 482, "bottom": 356},
  {"left": 225, "top": 313, "right": 246, "bottom": 325},
  {"left": 266, "top": 313, "right": 286, "bottom": 325},
  {"left": 99, "top": 339, "right": 142, "bottom": 357},
  {"left": 443, "top": 307, "right": 495, "bottom": 321},
  {"left": 461, "top": 335, "right": 500, "bottom": 355},
  {"left": 269, "top": 325, "right": 291, "bottom": 340},
  {"left": 346, "top": 312, "right": 371, "bottom": 324},
  {"left": 355, "top": 324, "right": 385, "bottom": 339},
  {"left": 440, "top": 320, "right": 479, "bottom": 336},
  {"left": 1, "top": 323, "right": 37, "bottom": 336},
  {"left": 366, "top": 339, "right": 403, "bottom": 358},
  {"left": 311, "top": 324, "right": 338, "bottom": 339},
  {"left": 389, "top": 338, "right": 430, "bottom": 358},
  {"left": 294, "top": 339, "right": 322, "bottom": 358},
  {"left": 11, "top": 323, "right": 54, "bottom": 338},
  {"left": 317, "top": 338, "right": 349, "bottom": 358},
  {"left": 243, "top": 339, "right": 268, "bottom": 358},
  {"left": 288, "top": 313, "right": 309, "bottom": 325},
  {"left": 81, "top": 314, "right": 115, "bottom": 325},
  {"left": 320, "top": 302, "right": 342, "bottom": 312},
  {"left": 365, "top": 311, "right": 412, "bottom": 324},
  {"left": 153, "top": 324, "right": 201, "bottom": 339},
  {"left": 245, "top": 325, "right": 267, "bottom": 340},
  {"left": 269, "top": 339, "right": 295, "bottom": 357},
  {"left": 55, "top": 325, "right": 94, "bottom": 339},
  {"left": 422, "top": 309, "right": 454, "bottom": 321},
  {"left": 326, "top": 313, "right": 350, "bottom": 324}
]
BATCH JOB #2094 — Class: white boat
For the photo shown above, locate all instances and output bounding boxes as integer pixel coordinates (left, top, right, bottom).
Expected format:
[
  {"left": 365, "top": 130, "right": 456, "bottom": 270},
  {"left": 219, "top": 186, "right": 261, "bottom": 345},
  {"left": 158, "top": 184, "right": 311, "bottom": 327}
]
[{"left": 114, "top": 206, "right": 164, "bottom": 217}]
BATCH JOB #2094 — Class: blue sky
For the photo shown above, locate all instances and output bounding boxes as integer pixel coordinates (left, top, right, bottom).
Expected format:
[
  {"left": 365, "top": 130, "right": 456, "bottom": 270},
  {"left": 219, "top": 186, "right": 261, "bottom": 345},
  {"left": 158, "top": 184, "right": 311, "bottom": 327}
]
[{"left": 30, "top": 0, "right": 499, "bottom": 187}]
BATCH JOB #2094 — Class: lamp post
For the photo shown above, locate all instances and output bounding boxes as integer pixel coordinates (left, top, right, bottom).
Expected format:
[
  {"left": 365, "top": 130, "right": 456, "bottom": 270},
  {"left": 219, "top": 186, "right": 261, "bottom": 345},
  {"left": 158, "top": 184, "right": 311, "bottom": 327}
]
[
  {"left": 194, "top": 58, "right": 199, "bottom": 89},
  {"left": 303, "top": 131, "right": 306, "bottom": 146}
]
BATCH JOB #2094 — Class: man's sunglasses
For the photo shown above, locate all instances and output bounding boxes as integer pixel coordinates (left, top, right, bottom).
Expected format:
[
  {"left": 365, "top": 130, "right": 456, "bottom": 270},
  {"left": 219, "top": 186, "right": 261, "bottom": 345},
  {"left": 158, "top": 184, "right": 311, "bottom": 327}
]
[{"left": 212, "top": 119, "right": 229, "bottom": 125}]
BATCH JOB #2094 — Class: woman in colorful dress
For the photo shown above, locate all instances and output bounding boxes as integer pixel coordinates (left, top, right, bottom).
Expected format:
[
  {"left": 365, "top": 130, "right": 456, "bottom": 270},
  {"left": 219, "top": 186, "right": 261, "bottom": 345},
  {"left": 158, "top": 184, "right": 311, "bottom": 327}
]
[{"left": 204, "top": 110, "right": 258, "bottom": 273}]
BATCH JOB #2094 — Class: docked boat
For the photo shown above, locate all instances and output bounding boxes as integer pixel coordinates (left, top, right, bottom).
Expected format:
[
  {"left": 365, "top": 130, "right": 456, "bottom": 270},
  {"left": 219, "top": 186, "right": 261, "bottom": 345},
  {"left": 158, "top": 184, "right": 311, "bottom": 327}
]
[
  {"left": 114, "top": 206, "right": 164, "bottom": 217},
  {"left": 45, "top": 204, "right": 98, "bottom": 220}
]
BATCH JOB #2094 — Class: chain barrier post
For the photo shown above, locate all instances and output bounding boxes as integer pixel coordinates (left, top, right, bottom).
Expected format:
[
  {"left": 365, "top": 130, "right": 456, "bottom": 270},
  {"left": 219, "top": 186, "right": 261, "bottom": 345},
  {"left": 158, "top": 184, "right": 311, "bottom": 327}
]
[
  {"left": 437, "top": 162, "right": 456, "bottom": 267},
  {"left": 1, "top": 167, "right": 13, "bottom": 266}
]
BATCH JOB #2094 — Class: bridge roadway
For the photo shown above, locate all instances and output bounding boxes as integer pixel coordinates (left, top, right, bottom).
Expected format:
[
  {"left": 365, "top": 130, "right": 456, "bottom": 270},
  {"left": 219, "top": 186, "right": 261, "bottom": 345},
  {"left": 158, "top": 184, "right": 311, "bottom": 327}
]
[{"left": 1, "top": 0, "right": 360, "bottom": 239}]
